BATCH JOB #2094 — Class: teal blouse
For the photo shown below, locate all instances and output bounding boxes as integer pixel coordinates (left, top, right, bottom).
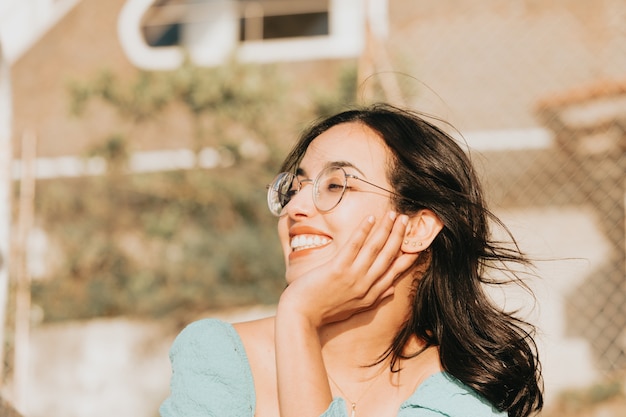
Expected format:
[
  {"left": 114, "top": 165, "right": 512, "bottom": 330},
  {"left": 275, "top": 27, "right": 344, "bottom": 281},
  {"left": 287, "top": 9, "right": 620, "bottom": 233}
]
[{"left": 160, "top": 319, "right": 505, "bottom": 417}]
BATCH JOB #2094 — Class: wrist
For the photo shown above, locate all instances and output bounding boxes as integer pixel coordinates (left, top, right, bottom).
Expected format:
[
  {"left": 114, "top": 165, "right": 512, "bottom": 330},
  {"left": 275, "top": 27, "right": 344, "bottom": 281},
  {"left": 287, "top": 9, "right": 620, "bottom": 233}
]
[
  {"left": 277, "top": 286, "right": 324, "bottom": 329},
  {"left": 276, "top": 297, "right": 322, "bottom": 333}
]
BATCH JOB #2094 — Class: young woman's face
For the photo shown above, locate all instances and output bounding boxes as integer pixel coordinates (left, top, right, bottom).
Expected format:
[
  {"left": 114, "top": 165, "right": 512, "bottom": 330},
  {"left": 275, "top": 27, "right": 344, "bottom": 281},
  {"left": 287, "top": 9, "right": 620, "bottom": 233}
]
[{"left": 278, "top": 122, "right": 396, "bottom": 284}]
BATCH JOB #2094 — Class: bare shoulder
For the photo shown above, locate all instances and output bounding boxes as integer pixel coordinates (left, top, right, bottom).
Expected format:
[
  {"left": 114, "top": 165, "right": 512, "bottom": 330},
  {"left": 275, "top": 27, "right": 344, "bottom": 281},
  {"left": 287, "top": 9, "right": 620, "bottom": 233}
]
[
  {"left": 233, "top": 316, "right": 276, "bottom": 364},
  {"left": 234, "top": 316, "right": 275, "bottom": 342},
  {"left": 234, "top": 316, "right": 278, "bottom": 415}
]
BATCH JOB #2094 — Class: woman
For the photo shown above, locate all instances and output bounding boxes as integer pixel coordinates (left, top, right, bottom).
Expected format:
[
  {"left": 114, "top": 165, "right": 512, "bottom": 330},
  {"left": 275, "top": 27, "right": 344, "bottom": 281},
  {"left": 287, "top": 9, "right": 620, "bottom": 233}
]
[{"left": 160, "top": 104, "right": 543, "bottom": 417}]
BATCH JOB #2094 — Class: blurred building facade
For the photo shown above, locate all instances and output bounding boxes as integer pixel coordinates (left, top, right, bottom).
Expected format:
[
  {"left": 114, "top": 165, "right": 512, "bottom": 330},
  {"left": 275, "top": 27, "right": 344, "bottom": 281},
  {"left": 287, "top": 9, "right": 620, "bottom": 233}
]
[{"left": 2, "top": 1, "right": 625, "bottom": 416}]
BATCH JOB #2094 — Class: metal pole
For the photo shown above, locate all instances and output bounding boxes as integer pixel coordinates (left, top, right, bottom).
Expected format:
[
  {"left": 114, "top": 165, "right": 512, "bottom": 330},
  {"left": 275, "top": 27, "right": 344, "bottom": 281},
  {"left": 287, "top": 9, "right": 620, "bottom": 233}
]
[
  {"left": 12, "top": 130, "right": 35, "bottom": 412},
  {"left": 0, "top": 39, "right": 13, "bottom": 390}
]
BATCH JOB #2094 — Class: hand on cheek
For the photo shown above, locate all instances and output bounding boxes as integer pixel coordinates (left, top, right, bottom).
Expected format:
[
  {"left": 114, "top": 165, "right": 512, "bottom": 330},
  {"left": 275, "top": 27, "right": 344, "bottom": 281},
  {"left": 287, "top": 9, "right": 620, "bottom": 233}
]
[{"left": 278, "top": 211, "right": 418, "bottom": 328}]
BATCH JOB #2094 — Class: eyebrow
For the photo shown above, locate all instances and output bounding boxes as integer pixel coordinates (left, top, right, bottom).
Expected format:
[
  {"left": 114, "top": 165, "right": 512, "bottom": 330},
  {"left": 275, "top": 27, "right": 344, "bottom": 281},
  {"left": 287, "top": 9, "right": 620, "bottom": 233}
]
[{"left": 295, "top": 160, "right": 367, "bottom": 178}]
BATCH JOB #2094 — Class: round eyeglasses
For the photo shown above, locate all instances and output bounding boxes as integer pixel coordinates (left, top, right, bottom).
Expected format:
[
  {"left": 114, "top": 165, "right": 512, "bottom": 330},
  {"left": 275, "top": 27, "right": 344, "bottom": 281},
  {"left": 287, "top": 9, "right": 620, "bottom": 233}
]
[{"left": 267, "top": 165, "right": 400, "bottom": 217}]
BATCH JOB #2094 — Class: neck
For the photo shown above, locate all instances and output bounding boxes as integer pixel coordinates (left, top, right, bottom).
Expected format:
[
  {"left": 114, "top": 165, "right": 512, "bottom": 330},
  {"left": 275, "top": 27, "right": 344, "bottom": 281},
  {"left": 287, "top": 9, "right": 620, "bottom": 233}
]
[
  {"left": 319, "top": 296, "right": 409, "bottom": 369},
  {"left": 318, "top": 292, "right": 442, "bottom": 417}
]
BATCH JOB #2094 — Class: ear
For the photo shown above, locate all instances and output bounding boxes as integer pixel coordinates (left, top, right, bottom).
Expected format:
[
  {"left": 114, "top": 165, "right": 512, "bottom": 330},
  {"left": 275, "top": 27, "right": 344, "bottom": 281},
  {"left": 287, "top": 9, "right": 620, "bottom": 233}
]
[{"left": 401, "top": 209, "right": 444, "bottom": 253}]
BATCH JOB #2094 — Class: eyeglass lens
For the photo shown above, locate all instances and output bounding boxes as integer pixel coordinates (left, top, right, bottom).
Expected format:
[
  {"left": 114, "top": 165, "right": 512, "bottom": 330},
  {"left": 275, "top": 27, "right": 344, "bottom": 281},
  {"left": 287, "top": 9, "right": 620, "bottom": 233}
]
[{"left": 267, "top": 166, "right": 348, "bottom": 216}]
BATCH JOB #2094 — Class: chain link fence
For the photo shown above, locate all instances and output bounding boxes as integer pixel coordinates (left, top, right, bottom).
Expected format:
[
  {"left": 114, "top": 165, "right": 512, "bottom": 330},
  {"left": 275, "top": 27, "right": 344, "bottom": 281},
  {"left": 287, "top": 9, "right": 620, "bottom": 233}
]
[
  {"left": 386, "top": 0, "right": 626, "bottom": 382},
  {"left": 536, "top": 88, "right": 626, "bottom": 372}
]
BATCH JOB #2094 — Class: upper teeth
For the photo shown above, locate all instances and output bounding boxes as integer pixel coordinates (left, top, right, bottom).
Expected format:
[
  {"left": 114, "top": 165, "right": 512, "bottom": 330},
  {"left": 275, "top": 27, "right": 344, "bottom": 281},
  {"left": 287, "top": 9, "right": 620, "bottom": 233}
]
[{"left": 290, "top": 234, "right": 331, "bottom": 251}]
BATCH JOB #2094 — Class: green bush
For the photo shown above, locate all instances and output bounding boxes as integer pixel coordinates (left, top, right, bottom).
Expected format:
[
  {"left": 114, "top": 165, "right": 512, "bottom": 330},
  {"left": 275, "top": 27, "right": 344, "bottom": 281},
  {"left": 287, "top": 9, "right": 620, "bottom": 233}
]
[
  {"left": 29, "top": 60, "right": 359, "bottom": 322},
  {"left": 33, "top": 166, "right": 285, "bottom": 321}
]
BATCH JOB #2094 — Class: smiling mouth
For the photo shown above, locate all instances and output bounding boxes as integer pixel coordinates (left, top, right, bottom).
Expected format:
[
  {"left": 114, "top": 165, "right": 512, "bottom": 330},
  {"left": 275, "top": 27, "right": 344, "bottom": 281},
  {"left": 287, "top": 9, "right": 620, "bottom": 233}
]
[{"left": 290, "top": 234, "right": 331, "bottom": 252}]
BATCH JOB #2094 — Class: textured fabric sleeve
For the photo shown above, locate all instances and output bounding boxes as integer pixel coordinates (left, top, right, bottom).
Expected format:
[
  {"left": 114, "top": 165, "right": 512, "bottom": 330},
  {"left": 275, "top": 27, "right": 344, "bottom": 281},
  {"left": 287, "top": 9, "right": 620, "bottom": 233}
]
[
  {"left": 398, "top": 373, "right": 506, "bottom": 417},
  {"left": 160, "top": 319, "right": 255, "bottom": 417},
  {"left": 319, "top": 397, "right": 349, "bottom": 417}
]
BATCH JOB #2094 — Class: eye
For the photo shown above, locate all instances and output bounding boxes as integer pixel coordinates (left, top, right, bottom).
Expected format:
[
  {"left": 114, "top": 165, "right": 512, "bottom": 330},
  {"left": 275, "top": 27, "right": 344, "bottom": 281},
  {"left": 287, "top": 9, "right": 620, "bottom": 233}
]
[
  {"left": 320, "top": 173, "right": 345, "bottom": 193},
  {"left": 275, "top": 177, "right": 298, "bottom": 205},
  {"left": 284, "top": 189, "right": 299, "bottom": 199}
]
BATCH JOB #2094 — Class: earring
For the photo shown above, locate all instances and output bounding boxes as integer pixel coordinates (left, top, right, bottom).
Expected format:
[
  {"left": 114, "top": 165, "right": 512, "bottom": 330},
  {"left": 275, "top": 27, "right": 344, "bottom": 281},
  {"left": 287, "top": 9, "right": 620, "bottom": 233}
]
[{"left": 404, "top": 240, "right": 423, "bottom": 247}]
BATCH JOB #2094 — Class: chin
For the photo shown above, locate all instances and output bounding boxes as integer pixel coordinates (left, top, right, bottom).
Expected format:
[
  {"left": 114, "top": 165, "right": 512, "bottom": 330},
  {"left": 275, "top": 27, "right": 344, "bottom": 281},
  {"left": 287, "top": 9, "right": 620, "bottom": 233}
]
[
  {"left": 284, "top": 263, "right": 306, "bottom": 285},
  {"left": 283, "top": 253, "right": 332, "bottom": 286}
]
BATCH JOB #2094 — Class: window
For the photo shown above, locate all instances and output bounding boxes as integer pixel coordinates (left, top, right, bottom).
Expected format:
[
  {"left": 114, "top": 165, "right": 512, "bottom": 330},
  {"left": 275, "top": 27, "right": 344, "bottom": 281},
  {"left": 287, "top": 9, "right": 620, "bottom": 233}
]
[
  {"left": 120, "top": 0, "right": 372, "bottom": 69},
  {"left": 143, "top": 23, "right": 181, "bottom": 47},
  {"left": 141, "top": 0, "right": 330, "bottom": 47},
  {"left": 238, "top": 0, "right": 329, "bottom": 41},
  {"left": 140, "top": 0, "right": 185, "bottom": 47}
]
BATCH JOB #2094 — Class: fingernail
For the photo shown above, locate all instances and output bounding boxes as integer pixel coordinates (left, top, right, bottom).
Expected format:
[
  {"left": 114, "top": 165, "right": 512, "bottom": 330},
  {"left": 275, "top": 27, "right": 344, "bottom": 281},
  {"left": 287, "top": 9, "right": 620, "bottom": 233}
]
[
  {"left": 400, "top": 215, "right": 409, "bottom": 225},
  {"left": 389, "top": 211, "right": 397, "bottom": 220}
]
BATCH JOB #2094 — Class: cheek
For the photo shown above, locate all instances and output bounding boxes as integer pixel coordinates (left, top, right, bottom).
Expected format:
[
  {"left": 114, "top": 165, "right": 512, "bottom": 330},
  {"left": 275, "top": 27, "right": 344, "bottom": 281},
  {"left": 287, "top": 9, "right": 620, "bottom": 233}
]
[
  {"left": 337, "top": 196, "right": 393, "bottom": 226},
  {"left": 322, "top": 200, "right": 389, "bottom": 247},
  {"left": 277, "top": 217, "right": 291, "bottom": 257}
]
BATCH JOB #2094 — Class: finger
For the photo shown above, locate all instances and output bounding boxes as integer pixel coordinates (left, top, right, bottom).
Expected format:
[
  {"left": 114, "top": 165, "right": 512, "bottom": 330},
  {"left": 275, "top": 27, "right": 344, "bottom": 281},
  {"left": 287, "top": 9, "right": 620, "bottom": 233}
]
[
  {"left": 341, "top": 213, "right": 408, "bottom": 301},
  {"left": 363, "top": 252, "right": 419, "bottom": 304},
  {"left": 332, "top": 214, "right": 377, "bottom": 265},
  {"left": 371, "top": 213, "right": 410, "bottom": 268},
  {"left": 375, "top": 251, "right": 419, "bottom": 289},
  {"left": 350, "top": 211, "right": 400, "bottom": 271},
  {"left": 356, "top": 213, "right": 409, "bottom": 279}
]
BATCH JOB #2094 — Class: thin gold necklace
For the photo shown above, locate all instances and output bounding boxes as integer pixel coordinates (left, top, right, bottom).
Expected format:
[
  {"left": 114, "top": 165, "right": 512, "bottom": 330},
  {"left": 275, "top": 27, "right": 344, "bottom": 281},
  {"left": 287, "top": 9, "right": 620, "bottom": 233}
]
[{"left": 327, "top": 366, "right": 387, "bottom": 417}]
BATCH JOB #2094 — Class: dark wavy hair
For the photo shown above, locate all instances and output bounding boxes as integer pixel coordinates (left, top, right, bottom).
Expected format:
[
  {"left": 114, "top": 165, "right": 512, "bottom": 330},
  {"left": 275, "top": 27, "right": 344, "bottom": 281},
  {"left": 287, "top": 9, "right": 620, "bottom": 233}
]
[{"left": 279, "top": 103, "right": 543, "bottom": 417}]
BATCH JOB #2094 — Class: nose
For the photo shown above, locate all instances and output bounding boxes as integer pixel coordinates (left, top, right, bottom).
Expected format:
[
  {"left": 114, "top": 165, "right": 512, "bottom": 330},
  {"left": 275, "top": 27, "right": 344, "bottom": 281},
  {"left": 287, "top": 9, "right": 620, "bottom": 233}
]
[{"left": 285, "top": 180, "right": 316, "bottom": 218}]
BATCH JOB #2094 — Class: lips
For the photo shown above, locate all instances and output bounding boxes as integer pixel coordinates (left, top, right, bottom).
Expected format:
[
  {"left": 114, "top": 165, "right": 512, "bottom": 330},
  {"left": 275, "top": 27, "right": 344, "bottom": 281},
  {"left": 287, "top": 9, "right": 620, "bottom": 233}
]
[
  {"left": 289, "top": 223, "right": 333, "bottom": 254},
  {"left": 290, "top": 234, "right": 331, "bottom": 251}
]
